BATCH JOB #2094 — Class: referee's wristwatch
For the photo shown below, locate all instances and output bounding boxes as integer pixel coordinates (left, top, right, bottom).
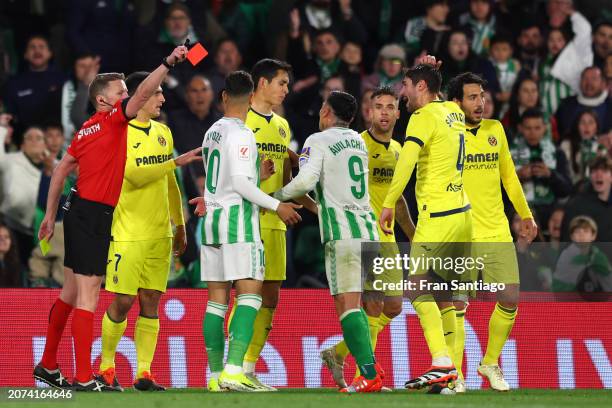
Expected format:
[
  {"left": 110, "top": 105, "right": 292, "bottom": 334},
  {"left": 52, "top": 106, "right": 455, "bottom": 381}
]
[{"left": 162, "top": 57, "right": 175, "bottom": 69}]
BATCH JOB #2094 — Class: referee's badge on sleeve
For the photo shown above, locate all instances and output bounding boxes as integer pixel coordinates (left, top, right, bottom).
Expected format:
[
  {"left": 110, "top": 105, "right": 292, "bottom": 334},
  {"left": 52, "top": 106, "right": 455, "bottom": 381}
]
[{"left": 239, "top": 145, "right": 250, "bottom": 160}]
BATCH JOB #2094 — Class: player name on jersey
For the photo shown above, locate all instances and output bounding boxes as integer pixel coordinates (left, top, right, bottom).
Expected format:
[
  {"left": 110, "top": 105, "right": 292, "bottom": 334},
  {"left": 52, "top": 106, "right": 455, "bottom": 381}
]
[{"left": 328, "top": 137, "right": 366, "bottom": 156}]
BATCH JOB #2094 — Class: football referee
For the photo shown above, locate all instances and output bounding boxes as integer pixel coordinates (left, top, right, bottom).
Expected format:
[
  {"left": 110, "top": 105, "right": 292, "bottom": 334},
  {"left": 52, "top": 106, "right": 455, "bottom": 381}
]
[{"left": 33, "top": 45, "right": 188, "bottom": 392}]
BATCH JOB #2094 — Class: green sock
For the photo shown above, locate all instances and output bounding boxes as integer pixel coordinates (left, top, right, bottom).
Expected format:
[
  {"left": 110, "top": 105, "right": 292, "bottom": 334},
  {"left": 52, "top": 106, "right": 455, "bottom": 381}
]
[
  {"left": 340, "top": 309, "right": 376, "bottom": 379},
  {"left": 226, "top": 294, "right": 262, "bottom": 367},
  {"left": 203, "top": 301, "right": 228, "bottom": 373}
]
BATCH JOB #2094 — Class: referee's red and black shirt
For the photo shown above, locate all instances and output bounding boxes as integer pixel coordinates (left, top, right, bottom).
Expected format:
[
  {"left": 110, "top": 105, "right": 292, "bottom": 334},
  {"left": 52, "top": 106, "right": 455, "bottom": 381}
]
[{"left": 67, "top": 99, "right": 131, "bottom": 207}]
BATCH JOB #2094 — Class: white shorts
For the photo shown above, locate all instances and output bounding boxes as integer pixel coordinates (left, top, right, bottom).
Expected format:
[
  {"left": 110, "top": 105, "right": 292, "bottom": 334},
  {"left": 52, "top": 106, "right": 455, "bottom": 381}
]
[
  {"left": 325, "top": 239, "right": 377, "bottom": 296},
  {"left": 201, "top": 241, "right": 265, "bottom": 282}
]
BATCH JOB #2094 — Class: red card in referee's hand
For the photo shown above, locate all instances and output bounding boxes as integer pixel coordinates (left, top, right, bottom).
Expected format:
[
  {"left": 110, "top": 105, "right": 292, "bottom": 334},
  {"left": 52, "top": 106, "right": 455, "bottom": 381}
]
[{"left": 187, "top": 43, "right": 208, "bottom": 66}]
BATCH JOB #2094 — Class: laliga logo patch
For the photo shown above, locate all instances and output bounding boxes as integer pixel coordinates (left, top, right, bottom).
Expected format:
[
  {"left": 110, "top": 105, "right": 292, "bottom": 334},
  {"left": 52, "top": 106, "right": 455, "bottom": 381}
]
[
  {"left": 279, "top": 127, "right": 287, "bottom": 138},
  {"left": 239, "top": 145, "right": 250, "bottom": 160},
  {"left": 299, "top": 147, "right": 310, "bottom": 166},
  {"left": 158, "top": 136, "right": 167, "bottom": 146},
  {"left": 488, "top": 135, "right": 497, "bottom": 146}
]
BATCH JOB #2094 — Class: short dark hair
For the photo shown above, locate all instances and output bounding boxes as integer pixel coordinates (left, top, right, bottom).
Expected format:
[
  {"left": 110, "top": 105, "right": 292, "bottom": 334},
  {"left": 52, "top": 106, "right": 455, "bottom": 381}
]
[
  {"left": 224, "top": 70, "right": 254, "bottom": 98},
  {"left": 520, "top": 108, "right": 545, "bottom": 122},
  {"left": 370, "top": 86, "right": 398, "bottom": 101},
  {"left": 326, "top": 91, "right": 357, "bottom": 124},
  {"left": 404, "top": 63, "right": 442, "bottom": 94},
  {"left": 125, "top": 71, "right": 149, "bottom": 96},
  {"left": 447, "top": 72, "right": 487, "bottom": 100},
  {"left": 88, "top": 72, "right": 125, "bottom": 105},
  {"left": 44, "top": 122, "right": 64, "bottom": 134},
  {"left": 314, "top": 29, "right": 343, "bottom": 44},
  {"left": 589, "top": 156, "right": 612, "bottom": 172},
  {"left": 490, "top": 33, "right": 513, "bottom": 48},
  {"left": 425, "top": 0, "right": 448, "bottom": 9},
  {"left": 251, "top": 59, "right": 292, "bottom": 90}
]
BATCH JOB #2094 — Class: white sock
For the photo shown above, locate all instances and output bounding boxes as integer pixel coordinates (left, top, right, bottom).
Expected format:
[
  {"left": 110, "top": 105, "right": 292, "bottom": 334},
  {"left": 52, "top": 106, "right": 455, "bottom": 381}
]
[
  {"left": 224, "top": 364, "right": 242, "bottom": 375},
  {"left": 432, "top": 356, "right": 453, "bottom": 367},
  {"left": 243, "top": 361, "right": 256, "bottom": 374}
]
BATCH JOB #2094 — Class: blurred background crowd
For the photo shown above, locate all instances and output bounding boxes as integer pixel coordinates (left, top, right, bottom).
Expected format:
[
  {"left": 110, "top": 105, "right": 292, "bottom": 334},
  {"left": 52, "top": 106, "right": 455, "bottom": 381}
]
[{"left": 0, "top": 0, "right": 611, "bottom": 292}]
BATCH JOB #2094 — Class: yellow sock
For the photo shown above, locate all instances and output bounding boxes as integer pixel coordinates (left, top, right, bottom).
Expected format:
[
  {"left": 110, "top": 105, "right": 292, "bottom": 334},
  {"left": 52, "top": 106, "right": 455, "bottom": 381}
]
[
  {"left": 440, "top": 306, "right": 457, "bottom": 367},
  {"left": 354, "top": 315, "right": 381, "bottom": 379},
  {"left": 100, "top": 312, "right": 127, "bottom": 371},
  {"left": 378, "top": 313, "right": 393, "bottom": 331},
  {"left": 455, "top": 309, "right": 466, "bottom": 379},
  {"left": 335, "top": 340, "right": 350, "bottom": 359},
  {"left": 412, "top": 295, "right": 449, "bottom": 361},
  {"left": 135, "top": 316, "right": 160, "bottom": 378},
  {"left": 482, "top": 303, "right": 517, "bottom": 366},
  {"left": 243, "top": 307, "right": 275, "bottom": 371}
]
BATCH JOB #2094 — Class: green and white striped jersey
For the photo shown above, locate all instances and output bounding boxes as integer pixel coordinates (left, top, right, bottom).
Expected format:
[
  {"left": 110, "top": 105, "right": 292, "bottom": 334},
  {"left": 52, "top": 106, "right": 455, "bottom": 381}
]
[
  {"left": 201, "top": 117, "right": 261, "bottom": 245},
  {"left": 276, "top": 127, "right": 379, "bottom": 244}
]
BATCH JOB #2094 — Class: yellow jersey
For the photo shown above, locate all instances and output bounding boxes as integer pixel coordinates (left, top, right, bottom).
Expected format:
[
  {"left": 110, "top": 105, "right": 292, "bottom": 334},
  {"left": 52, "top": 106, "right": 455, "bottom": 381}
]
[
  {"left": 361, "top": 130, "right": 401, "bottom": 237},
  {"left": 246, "top": 108, "right": 291, "bottom": 230},
  {"left": 112, "top": 119, "right": 184, "bottom": 241},
  {"left": 463, "top": 119, "right": 532, "bottom": 241},
  {"left": 384, "top": 100, "right": 470, "bottom": 218}
]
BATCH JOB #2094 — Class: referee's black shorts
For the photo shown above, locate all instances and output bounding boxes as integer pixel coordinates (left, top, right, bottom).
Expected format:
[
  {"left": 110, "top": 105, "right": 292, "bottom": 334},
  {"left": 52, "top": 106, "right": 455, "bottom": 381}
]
[{"left": 63, "top": 195, "right": 114, "bottom": 276}]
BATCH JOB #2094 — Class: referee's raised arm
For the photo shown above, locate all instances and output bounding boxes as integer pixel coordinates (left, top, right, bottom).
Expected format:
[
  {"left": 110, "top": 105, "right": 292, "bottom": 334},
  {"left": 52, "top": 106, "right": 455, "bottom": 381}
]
[{"left": 125, "top": 45, "right": 188, "bottom": 118}]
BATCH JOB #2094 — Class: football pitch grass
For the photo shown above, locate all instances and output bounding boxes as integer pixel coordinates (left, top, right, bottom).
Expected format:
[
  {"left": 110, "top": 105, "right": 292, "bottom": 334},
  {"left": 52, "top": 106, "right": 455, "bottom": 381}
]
[{"left": 2, "top": 388, "right": 611, "bottom": 408}]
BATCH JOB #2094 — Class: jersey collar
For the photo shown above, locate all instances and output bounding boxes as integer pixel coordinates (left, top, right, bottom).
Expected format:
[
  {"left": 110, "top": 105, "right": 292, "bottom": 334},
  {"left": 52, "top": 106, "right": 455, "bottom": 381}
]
[
  {"left": 249, "top": 108, "right": 273, "bottom": 123},
  {"left": 128, "top": 119, "right": 152, "bottom": 135},
  {"left": 367, "top": 129, "right": 391, "bottom": 150}
]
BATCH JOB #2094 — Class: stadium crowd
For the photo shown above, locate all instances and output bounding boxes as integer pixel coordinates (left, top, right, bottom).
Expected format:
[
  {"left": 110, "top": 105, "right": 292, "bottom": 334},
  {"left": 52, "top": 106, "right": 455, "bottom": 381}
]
[{"left": 0, "top": 0, "right": 611, "bottom": 291}]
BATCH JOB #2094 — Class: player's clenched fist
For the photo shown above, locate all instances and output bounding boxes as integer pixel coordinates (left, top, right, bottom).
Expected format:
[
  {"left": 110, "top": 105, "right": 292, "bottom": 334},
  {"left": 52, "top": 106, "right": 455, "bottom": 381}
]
[
  {"left": 277, "top": 202, "right": 302, "bottom": 226},
  {"left": 379, "top": 207, "right": 394, "bottom": 235},
  {"left": 166, "top": 45, "right": 188, "bottom": 65}
]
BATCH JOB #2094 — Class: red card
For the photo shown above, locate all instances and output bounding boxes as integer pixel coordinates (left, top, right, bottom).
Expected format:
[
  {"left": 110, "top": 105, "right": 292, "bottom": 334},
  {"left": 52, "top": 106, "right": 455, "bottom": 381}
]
[{"left": 187, "top": 43, "right": 208, "bottom": 66}]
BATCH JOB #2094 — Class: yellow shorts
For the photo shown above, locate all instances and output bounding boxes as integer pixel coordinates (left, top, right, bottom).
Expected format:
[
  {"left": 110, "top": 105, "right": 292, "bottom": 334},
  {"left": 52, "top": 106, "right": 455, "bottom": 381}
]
[
  {"left": 473, "top": 240, "right": 519, "bottom": 285},
  {"left": 261, "top": 228, "right": 286, "bottom": 281},
  {"left": 364, "top": 228, "right": 403, "bottom": 297},
  {"left": 106, "top": 238, "right": 172, "bottom": 295},
  {"left": 410, "top": 209, "right": 473, "bottom": 281}
]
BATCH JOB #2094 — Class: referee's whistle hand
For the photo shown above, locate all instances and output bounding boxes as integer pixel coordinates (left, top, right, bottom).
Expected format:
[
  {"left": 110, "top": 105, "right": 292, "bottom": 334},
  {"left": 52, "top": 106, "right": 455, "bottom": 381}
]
[
  {"left": 38, "top": 216, "right": 55, "bottom": 241},
  {"left": 379, "top": 207, "right": 394, "bottom": 235},
  {"left": 188, "top": 197, "right": 206, "bottom": 217},
  {"left": 174, "top": 147, "right": 203, "bottom": 167},
  {"left": 167, "top": 45, "right": 188, "bottom": 65}
]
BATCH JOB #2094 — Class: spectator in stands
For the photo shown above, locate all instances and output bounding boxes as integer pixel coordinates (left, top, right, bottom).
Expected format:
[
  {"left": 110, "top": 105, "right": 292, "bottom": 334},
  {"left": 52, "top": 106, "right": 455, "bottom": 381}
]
[
  {"left": 483, "top": 89, "right": 496, "bottom": 119},
  {"left": 2, "top": 35, "right": 65, "bottom": 143},
  {"left": 0, "top": 222, "right": 22, "bottom": 287},
  {"left": 561, "top": 157, "right": 612, "bottom": 242},
  {"left": 560, "top": 109, "right": 608, "bottom": 184},
  {"left": 439, "top": 28, "right": 500, "bottom": 95},
  {"left": 459, "top": 0, "right": 497, "bottom": 57},
  {"left": 0, "top": 126, "right": 45, "bottom": 265},
  {"left": 340, "top": 41, "right": 363, "bottom": 78},
  {"left": 61, "top": 53, "right": 98, "bottom": 147},
  {"left": 489, "top": 33, "right": 521, "bottom": 117},
  {"left": 362, "top": 44, "right": 405, "bottom": 94},
  {"left": 206, "top": 38, "right": 243, "bottom": 97},
  {"left": 66, "top": 0, "right": 136, "bottom": 73},
  {"left": 545, "top": 0, "right": 573, "bottom": 29},
  {"left": 556, "top": 66, "right": 612, "bottom": 137},
  {"left": 28, "top": 123, "right": 66, "bottom": 287},
  {"left": 400, "top": 0, "right": 450, "bottom": 61},
  {"left": 139, "top": 3, "right": 204, "bottom": 90},
  {"left": 168, "top": 75, "right": 219, "bottom": 155},
  {"left": 516, "top": 21, "right": 544, "bottom": 78},
  {"left": 554, "top": 215, "right": 612, "bottom": 292},
  {"left": 503, "top": 76, "right": 558, "bottom": 142},
  {"left": 593, "top": 21, "right": 612, "bottom": 70},
  {"left": 511, "top": 109, "right": 572, "bottom": 226},
  {"left": 293, "top": 0, "right": 367, "bottom": 46},
  {"left": 354, "top": 88, "right": 373, "bottom": 132},
  {"left": 606, "top": 54, "right": 612, "bottom": 95},
  {"left": 539, "top": 6, "right": 593, "bottom": 117}
]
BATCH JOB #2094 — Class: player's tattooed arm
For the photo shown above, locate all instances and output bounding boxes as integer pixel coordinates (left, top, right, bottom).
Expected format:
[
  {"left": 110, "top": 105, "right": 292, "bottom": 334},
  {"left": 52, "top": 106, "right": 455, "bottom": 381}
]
[{"left": 395, "top": 195, "right": 415, "bottom": 241}]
